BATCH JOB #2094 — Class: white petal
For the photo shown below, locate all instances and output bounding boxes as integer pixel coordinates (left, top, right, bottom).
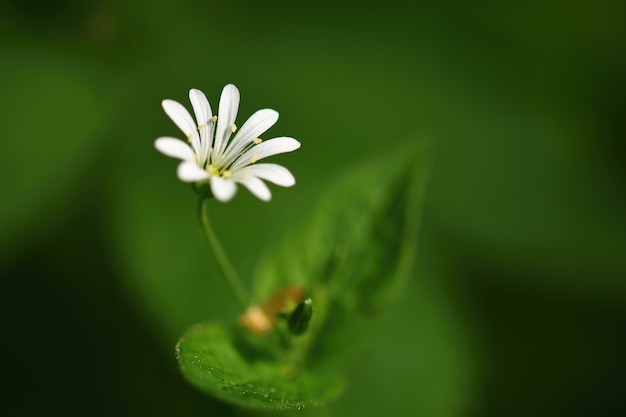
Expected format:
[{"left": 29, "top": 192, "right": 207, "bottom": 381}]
[
  {"left": 210, "top": 176, "right": 237, "bottom": 202},
  {"left": 162, "top": 99, "right": 201, "bottom": 154},
  {"left": 189, "top": 89, "right": 214, "bottom": 162},
  {"left": 237, "top": 176, "right": 272, "bottom": 201},
  {"left": 189, "top": 89, "right": 213, "bottom": 125},
  {"left": 214, "top": 84, "right": 240, "bottom": 158},
  {"left": 162, "top": 99, "right": 199, "bottom": 138},
  {"left": 235, "top": 163, "right": 295, "bottom": 187},
  {"left": 220, "top": 109, "right": 279, "bottom": 166},
  {"left": 231, "top": 137, "right": 301, "bottom": 171},
  {"left": 177, "top": 161, "right": 209, "bottom": 182},
  {"left": 154, "top": 137, "right": 195, "bottom": 161}
]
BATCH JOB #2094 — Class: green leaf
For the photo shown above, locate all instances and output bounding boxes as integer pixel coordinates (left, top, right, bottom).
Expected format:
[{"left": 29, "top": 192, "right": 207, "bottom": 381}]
[
  {"left": 176, "top": 322, "right": 344, "bottom": 410},
  {"left": 253, "top": 138, "right": 432, "bottom": 364}
]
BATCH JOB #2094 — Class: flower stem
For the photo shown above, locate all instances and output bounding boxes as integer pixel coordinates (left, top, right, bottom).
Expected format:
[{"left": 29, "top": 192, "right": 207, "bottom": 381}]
[{"left": 198, "top": 197, "right": 250, "bottom": 308}]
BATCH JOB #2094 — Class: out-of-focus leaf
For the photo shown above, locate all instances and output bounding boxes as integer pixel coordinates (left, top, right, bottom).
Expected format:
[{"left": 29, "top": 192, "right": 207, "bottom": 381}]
[
  {"left": 252, "top": 138, "right": 431, "bottom": 364},
  {"left": 176, "top": 322, "right": 344, "bottom": 410},
  {"left": 0, "top": 51, "right": 110, "bottom": 258}
]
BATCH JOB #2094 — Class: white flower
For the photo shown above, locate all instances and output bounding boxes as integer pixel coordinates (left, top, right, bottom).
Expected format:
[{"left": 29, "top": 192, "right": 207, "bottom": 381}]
[{"left": 154, "top": 84, "right": 300, "bottom": 202}]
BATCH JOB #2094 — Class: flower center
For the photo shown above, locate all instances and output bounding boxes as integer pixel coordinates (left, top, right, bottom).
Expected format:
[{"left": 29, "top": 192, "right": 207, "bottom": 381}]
[
  {"left": 206, "top": 163, "right": 233, "bottom": 179},
  {"left": 207, "top": 164, "right": 219, "bottom": 176}
]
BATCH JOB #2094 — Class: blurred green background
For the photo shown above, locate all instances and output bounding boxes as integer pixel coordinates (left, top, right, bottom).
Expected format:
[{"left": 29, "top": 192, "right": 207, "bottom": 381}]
[{"left": 1, "top": 0, "right": 625, "bottom": 415}]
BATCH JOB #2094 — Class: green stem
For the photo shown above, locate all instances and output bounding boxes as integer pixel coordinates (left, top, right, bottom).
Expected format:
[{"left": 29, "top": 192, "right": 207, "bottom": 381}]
[{"left": 198, "top": 197, "right": 250, "bottom": 308}]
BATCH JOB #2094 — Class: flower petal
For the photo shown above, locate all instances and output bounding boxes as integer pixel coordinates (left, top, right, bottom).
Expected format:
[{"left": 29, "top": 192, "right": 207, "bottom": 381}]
[
  {"left": 210, "top": 176, "right": 238, "bottom": 202},
  {"left": 220, "top": 109, "right": 279, "bottom": 166},
  {"left": 235, "top": 163, "right": 295, "bottom": 187},
  {"left": 214, "top": 84, "right": 240, "bottom": 158},
  {"left": 154, "top": 137, "right": 195, "bottom": 161},
  {"left": 237, "top": 176, "right": 272, "bottom": 201},
  {"left": 189, "top": 89, "right": 213, "bottom": 125},
  {"left": 189, "top": 89, "right": 214, "bottom": 162},
  {"left": 231, "top": 137, "right": 301, "bottom": 171},
  {"left": 162, "top": 99, "right": 201, "bottom": 155},
  {"left": 177, "top": 161, "right": 209, "bottom": 182}
]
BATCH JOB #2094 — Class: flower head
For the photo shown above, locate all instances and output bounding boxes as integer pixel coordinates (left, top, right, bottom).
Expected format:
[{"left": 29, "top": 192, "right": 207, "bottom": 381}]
[{"left": 155, "top": 84, "right": 300, "bottom": 202}]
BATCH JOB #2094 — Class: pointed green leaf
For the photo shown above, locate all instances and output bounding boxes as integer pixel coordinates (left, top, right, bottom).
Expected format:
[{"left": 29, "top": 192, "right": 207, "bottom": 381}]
[{"left": 253, "top": 139, "right": 432, "bottom": 363}]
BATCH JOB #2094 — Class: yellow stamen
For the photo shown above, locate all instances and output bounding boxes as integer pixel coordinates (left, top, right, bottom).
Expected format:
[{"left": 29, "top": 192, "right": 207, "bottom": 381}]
[
  {"left": 222, "top": 170, "right": 232, "bottom": 179},
  {"left": 251, "top": 154, "right": 258, "bottom": 164},
  {"left": 231, "top": 123, "right": 237, "bottom": 133},
  {"left": 211, "top": 115, "right": 218, "bottom": 122},
  {"left": 207, "top": 164, "right": 219, "bottom": 176},
  {"left": 187, "top": 134, "right": 193, "bottom": 143},
  {"left": 253, "top": 138, "right": 262, "bottom": 145},
  {"left": 198, "top": 123, "right": 207, "bottom": 130}
]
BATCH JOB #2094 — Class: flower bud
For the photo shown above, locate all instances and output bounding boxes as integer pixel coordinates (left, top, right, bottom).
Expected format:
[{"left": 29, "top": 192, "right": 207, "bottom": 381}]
[{"left": 288, "top": 298, "right": 313, "bottom": 336}]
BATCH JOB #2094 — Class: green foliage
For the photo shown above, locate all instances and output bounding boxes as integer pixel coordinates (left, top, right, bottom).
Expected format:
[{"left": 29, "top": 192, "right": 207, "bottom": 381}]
[
  {"left": 177, "top": 322, "right": 344, "bottom": 410},
  {"left": 176, "top": 140, "right": 431, "bottom": 408},
  {"left": 254, "top": 140, "right": 431, "bottom": 364}
]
